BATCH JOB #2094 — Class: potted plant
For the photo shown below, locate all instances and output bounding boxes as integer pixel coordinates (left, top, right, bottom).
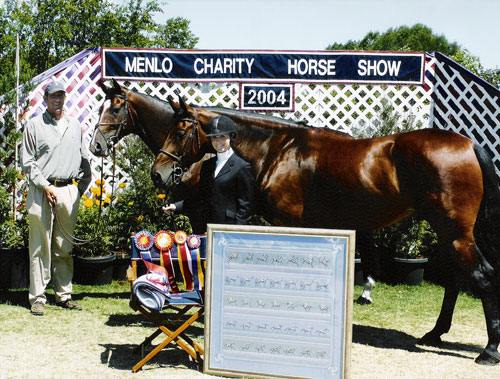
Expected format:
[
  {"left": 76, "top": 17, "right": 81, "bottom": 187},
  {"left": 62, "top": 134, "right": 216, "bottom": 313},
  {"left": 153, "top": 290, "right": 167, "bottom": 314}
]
[
  {"left": 374, "top": 217, "right": 437, "bottom": 285},
  {"left": 75, "top": 136, "right": 194, "bottom": 283},
  {"left": 72, "top": 186, "right": 116, "bottom": 285}
]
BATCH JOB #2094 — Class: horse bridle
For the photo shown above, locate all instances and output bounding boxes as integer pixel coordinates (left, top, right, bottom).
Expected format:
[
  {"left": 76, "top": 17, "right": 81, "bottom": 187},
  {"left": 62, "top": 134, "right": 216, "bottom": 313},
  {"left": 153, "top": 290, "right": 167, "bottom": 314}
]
[
  {"left": 158, "top": 117, "right": 201, "bottom": 185},
  {"left": 95, "top": 93, "right": 130, "bottom": 149}
]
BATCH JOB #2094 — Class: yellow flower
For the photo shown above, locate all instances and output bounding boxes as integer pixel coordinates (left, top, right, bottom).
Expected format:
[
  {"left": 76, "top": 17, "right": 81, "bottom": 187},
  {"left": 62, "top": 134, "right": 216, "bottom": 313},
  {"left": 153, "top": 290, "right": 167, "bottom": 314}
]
[
  {"left": 91, "top": 187, "right": 102, "bottom": 197},
  {"left": 104, "top": 194, "right": 112, "bottom": 204},
  {"left": 81, "top": 194, "right": 88, "bottom": 200},
  {"left": 95, "top": 178, "right": 105, "bottom": 186},
  {"left": 136, "top": 215, "right": 144, "bottom": 222},
  {"left": 95, "top": 199, "right": 102, "bottom": 206},
  {"left": 118, "top": 182, "right": 126, "bottom": 189},
  {"left": 157, "top": 193, "right": 166, "bottom": 200},
  {"left": 83, "top": 198, "right": 94, "bottom": 208}
]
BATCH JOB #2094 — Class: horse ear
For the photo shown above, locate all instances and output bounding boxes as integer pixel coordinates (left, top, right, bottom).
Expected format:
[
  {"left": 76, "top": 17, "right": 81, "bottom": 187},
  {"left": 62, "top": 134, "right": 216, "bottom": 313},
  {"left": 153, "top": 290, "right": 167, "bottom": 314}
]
[
  {"left": 111, "top": 78, "right": 121, "bottom": 92},
  {"left": 98, "top": 79, "right": 111, "bottom": 97},
  {"left": 178, "top": 95, "right": 188, "bottom": 112},
  {"left": 167, "top": 95, "right": 181, "bottom": 113}
]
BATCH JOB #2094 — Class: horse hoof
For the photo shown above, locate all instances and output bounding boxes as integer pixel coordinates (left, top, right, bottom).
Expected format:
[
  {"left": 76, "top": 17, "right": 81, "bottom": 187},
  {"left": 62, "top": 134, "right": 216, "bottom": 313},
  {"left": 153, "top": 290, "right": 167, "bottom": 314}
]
[
  {"left": 417, "top": 332, "right": 442, "bottom": 347},
  {"left": 475, "top": 350, "right": 500, "bottom": 365},
  {"left": 356, "top": 296, "right": 372, "bottom": 305}
]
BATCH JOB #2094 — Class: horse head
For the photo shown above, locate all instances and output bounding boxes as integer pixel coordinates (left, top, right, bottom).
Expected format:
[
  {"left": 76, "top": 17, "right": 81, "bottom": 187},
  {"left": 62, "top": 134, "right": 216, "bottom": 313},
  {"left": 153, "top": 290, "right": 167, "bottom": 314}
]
[
  {"left": 90, "top": 79, "right": 132, "bottom": 157},
  {"left": 150, "top": 96, "right": 216, "bottom": 190}
]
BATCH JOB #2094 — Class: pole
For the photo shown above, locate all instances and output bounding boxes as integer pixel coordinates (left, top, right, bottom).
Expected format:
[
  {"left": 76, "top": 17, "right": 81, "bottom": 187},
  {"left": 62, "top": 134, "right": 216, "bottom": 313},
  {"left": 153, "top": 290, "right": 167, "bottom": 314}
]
[{"left": 12, "top": 6, "right": 20, "bottom": 222}]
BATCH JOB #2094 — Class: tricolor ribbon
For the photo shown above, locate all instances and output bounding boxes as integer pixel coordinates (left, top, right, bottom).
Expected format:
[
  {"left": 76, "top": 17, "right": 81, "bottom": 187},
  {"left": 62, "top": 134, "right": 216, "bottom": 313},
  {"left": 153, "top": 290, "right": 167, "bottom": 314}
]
[
  {"left": 190, "top": 246, "right": 204, "bottom": 290},
  {"left": 177, "top": 242, "right": 193, "bottom": 291},
  {"left": 161, "top": 250, "right": 179, "bottom": 293}
]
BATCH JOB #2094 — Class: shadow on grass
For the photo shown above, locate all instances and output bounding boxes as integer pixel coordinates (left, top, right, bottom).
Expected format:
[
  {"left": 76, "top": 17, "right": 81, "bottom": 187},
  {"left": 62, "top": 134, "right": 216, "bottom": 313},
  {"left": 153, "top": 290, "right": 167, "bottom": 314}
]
[
  {"left": 105, "top": 313, "right": 204, "bottom": 334},
  {"left": 353, "top": 324, "right": 482, "bottom": 360},
  {"left": 99, "top": 342, "right": 201, "bottom": 372},
  {"left": 72, "top": 292, "right": 130, "bottom": 300}
]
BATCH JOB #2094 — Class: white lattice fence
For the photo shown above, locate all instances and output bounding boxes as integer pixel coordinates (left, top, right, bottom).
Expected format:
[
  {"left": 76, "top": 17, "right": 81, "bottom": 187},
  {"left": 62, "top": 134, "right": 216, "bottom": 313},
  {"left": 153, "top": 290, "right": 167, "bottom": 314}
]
[
  {"left": 429, "top": 52, "right": 500, "bottom": 174},
  {"left": 2, "top": 48, "right": 498, "bottom": 209}
]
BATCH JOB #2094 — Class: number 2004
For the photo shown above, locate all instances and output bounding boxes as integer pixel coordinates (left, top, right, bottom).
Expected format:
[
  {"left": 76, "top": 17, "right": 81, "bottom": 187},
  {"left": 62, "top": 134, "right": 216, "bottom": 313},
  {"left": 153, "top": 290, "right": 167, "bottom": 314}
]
[{"left": 247, "top": 89, "right": 288, "bottom": 105}]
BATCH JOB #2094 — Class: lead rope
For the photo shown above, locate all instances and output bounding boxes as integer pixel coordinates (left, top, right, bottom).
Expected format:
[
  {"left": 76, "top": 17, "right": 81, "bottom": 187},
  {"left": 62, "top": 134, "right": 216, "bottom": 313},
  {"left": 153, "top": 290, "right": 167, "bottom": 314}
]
[{"left": 52, "top": 150, "right": 118, "bottom": 247}]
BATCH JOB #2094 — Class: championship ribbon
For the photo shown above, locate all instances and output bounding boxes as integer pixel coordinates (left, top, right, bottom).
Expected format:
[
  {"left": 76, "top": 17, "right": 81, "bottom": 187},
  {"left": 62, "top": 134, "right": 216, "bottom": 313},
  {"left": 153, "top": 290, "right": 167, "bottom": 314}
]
[
  {"left": 187, "top": 234, "right": 204, "bottom": 290},
  {"left": 154, "top": 231, "right": 178, "bottom": 293},
  {"left": 135, "top": 230, "right": 154, "bottom": 263},
  {"left": 175, "top": 230, "right": 194, "bottom": 291}
]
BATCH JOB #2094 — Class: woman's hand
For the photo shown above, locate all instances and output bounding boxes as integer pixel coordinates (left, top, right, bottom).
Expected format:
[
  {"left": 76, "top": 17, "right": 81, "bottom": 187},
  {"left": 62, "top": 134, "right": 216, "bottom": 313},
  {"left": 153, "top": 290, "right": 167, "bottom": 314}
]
[{"left": 162, "top": 203, "right": 176, "bottom": 214}]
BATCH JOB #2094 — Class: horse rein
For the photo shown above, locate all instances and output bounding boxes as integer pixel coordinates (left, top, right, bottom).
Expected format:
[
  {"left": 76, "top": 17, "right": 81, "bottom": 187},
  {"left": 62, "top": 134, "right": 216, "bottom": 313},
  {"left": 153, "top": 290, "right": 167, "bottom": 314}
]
[{"left": 158, "top": 117, "right": 201, "bottom": 185}]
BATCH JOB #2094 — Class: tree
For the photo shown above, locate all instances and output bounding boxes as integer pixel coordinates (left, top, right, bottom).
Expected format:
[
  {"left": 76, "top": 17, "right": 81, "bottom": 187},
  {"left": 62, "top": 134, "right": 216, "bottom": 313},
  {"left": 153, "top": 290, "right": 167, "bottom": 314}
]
[
  {"left": 327, "top": 24, "right": 498, "bottom": 87},
  {"left": 0, "top": 0, "right": 199, "bottom": 95}
]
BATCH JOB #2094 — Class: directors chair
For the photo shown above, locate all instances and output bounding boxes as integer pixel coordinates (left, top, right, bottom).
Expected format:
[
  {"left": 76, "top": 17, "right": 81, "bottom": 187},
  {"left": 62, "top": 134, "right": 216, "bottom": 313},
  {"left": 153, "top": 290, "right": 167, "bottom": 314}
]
[{"left": 129, "top": 230, "right": 206, "bottom": 373}]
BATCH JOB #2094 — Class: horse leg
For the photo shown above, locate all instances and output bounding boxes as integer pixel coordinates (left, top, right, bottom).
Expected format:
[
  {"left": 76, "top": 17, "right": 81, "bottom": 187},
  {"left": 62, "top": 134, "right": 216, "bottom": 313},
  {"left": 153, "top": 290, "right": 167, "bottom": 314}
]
[
  {"left": 419, "top": 279, "right": 459, "bottom": 346},
  {"left": 421, "top": 233, "right": 500, "bottom": 364},
  {"left": 470, "top": 246, "right": 500, "bottom": 364},
  {"left": 356, "top": 232, "right": 378, "bottom": 305}
]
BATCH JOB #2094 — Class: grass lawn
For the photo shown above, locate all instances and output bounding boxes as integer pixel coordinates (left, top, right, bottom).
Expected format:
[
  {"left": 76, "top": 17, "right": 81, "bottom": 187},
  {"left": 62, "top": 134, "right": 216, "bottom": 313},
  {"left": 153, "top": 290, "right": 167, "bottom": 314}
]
[{"left": 0, "top": 280, "right": 494, "bottom": 379}]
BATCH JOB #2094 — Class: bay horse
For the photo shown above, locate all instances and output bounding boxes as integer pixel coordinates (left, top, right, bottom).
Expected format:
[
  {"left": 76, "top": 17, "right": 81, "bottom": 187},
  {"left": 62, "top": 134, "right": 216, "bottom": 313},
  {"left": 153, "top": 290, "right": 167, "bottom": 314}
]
[
  {"left": 89, "top": 80, "right": 379, "bottom": 301},
  {"left": 150, "top": 98, "right": 500, "bottom": 365}
]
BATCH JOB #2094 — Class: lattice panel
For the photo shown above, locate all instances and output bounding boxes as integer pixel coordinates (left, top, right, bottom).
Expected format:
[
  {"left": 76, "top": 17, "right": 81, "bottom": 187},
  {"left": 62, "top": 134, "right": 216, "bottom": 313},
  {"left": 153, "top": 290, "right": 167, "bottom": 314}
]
[
  {"left": 430, "top": 53, "right": 500, "bottom": 174},
  {"left": 2, "top": 48, "right": 498, "bottom": 213}
]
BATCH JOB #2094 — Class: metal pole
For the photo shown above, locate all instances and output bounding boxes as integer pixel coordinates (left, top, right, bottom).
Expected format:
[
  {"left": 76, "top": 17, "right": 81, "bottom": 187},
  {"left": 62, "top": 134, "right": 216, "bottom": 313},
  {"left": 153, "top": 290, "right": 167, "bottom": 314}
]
[{"left": 13, "top": 7, "right": 20, "bottom": 222}]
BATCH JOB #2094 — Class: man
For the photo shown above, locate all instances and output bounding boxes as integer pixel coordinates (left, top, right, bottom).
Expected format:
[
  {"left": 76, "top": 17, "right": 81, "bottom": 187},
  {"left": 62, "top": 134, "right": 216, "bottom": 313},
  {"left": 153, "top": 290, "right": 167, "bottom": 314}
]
[
  {"left": 21, "top": 79, "right": 91, "bottom": 315},
  {"left": 163, "top": 116, "right": 255, "bottom": 229}
]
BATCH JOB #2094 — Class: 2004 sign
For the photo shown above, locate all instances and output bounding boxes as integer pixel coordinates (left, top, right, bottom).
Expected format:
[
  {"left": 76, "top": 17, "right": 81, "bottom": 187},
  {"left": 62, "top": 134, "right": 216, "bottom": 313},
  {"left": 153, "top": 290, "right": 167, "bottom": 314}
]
[{"left": 240, "top": 83, "right": 294, "bottom": 111}]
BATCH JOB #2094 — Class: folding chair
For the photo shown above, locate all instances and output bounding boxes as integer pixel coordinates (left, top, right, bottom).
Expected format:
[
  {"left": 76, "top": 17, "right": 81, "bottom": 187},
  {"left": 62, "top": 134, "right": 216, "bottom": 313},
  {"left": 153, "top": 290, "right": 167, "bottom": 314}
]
[{"left": 129, "top": 230, "right": 206, "bottom": 373}]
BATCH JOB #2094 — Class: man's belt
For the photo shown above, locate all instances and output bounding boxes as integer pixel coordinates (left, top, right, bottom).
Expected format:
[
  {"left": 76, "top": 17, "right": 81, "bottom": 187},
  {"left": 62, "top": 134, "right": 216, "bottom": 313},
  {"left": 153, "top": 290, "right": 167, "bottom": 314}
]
[{"left": 48, "top": 178, "right": 74, "bottom": 187}]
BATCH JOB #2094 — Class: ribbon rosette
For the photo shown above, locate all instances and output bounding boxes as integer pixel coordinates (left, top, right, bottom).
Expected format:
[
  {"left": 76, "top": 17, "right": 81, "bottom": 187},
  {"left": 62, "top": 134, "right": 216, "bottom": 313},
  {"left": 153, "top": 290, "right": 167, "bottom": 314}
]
[
  {"left": 174, "top": 230, "right": 187, "bottom": 245},
  {"left": 134, "top": 230, "right": 154, "bottom": 251},
  {"left": 187, "top": 234, "right": 201, "bottom": 249},
  {"left": 154, "top": 230, "right": 174, "bottom": 251}
]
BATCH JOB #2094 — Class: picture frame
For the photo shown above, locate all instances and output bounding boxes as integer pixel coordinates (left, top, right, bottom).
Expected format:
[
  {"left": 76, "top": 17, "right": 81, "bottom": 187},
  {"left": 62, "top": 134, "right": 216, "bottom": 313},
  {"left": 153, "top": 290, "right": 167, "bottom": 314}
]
[{"left": 204, "top": 224, "right": 355, "bottom": 379}]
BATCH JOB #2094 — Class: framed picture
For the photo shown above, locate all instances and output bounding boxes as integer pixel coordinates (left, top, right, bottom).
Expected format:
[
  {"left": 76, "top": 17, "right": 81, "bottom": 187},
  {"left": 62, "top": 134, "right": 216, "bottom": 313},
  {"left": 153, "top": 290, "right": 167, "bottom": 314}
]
[{"left": 204, "top": 224, "right": 355, "bottom": 379}]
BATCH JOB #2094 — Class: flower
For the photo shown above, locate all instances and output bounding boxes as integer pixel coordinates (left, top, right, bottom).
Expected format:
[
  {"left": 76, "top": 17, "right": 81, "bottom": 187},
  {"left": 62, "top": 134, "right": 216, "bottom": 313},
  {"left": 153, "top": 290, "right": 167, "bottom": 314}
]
[
  {"left": 157, "top": 193, "right": 166, "bottom": 200},
  {"left": 83, "top": 198, "right": 94, "bottom": 208},
  {"left": 95, "top": 178, "right": 105, "bottom": 186},
  {"left": 90, "top": 186, "right": 102, "bottom": 197},
  {"left": 118, "top": 182, "right": 126, "bottom": 189},
  {"left": 136, "top": 215, "right": 144, "bottom": 222}
]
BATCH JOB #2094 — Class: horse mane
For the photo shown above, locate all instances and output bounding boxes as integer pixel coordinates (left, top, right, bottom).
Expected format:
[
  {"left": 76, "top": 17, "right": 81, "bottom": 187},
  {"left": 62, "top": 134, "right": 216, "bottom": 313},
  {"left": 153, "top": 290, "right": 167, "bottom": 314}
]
[{"left": 204, "top": 106, "right": 352, "bottom": 138}]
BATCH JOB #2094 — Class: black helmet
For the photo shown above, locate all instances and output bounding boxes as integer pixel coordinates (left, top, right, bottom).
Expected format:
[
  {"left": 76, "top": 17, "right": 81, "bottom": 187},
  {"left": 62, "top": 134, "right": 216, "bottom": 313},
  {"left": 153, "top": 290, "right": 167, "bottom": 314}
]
[{"left": 206, "top": 116, "right": 237, "bottom": 137}]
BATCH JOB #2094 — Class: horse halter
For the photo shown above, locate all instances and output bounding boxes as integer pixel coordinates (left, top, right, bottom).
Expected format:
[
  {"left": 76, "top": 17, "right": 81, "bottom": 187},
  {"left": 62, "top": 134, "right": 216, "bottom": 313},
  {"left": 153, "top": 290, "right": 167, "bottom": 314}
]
[
  {"left": 158, "top": 117, "right": 201, "bottom": 185},
  {"left": 96, "top": 93, "right": 130, "bottom": 149}
]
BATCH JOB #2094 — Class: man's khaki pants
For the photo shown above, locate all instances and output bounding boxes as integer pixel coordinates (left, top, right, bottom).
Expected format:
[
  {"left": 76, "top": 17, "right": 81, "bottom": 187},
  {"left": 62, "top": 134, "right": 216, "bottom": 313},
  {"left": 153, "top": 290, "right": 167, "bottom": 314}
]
[{"left": 27, "top": 183, "right": 80, "bottom": 305}]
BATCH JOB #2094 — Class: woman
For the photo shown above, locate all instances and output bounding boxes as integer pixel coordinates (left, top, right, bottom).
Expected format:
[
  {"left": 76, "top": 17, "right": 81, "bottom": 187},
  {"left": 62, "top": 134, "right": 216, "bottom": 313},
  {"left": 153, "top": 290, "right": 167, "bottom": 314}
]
[{"left": 163, "top": 116, "right": 255, "bottom": 231}]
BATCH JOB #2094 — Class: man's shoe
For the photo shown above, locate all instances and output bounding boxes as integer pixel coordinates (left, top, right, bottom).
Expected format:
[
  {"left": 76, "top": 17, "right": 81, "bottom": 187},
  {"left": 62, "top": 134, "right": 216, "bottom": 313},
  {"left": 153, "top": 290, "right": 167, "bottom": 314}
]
[
  {"left": 31, "top": 302, "right": 45, "bottom": 316},
  {"left": 56, "top": 300, "right": 82, "bottom": 310}
]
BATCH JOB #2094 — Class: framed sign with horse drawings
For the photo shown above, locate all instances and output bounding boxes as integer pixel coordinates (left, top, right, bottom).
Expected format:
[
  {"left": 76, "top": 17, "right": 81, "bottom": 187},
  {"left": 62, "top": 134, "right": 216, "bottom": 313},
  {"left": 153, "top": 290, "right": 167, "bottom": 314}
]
[{"left": 204, "top": 224, "right": 355, "bottom": 379}]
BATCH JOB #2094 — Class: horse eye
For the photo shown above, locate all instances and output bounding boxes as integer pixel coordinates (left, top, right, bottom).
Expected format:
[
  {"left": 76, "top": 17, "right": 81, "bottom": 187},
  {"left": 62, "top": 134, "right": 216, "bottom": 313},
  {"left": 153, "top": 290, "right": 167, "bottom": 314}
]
[{"left": 175, "top": 130, "right": 186, "bottom": 141}]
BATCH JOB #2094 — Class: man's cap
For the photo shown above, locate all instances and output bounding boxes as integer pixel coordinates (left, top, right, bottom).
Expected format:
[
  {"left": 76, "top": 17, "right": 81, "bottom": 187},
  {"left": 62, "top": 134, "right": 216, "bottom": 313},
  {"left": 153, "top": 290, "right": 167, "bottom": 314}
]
[
  {"left": 206, "top": 116, "right": 237, "bottom": 137},
  {"left": 45, "top": 80, "right": 66, "bottom": 95}
]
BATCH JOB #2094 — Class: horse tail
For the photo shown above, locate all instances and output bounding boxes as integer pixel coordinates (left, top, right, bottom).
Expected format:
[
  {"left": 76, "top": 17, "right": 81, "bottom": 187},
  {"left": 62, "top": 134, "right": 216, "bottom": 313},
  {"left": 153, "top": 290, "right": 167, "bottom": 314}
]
[{"left": 473, "top": 144, "right": 500, "bottom": 270}]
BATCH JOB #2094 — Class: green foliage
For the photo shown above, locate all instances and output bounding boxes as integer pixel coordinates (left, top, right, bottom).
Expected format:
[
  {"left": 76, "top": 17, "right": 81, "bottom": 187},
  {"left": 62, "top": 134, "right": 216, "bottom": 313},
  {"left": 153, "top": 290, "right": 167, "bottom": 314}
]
[
  {"left": 328, "top": 24, "right": 460, "bottom": 56},
  {"left": 327, "top": 23, "right": 498, "bottom": 87},
  {"left": 74, "top": 136, "right": 192, "bottom": 256},
  {"left": 0, "top": 100, "right": 29, "bottom": 250},
  {"left": 0, "top": 0, "right": 199, "bottom": 94}
]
